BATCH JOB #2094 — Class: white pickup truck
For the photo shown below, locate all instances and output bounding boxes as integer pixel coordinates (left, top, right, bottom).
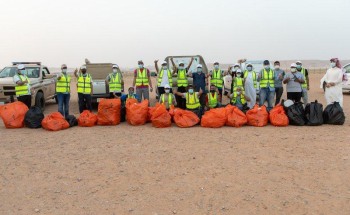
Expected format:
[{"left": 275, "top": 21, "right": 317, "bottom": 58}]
[{"left": 0, "top": 62, "right": 57, "bottom": 110}]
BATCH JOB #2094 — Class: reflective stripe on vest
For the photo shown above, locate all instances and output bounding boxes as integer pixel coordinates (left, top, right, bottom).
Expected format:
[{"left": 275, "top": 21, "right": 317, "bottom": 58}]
[
  {"left": 177, "top": 69, "right": 188, "bottom": 87},
  {"left": 300, "top": 68, "right": 307, "bottom": 89},
  {"left": 15, "top": 75, "right": 30, "bottom": 96},
  {"left": 160, "top": 93, "right": 173, "bottom": 108},
  {"left": 231, "top": 91, "right": 246, "bottom": 104},
  {"left": 186, "top": 93, "right": 200, "bottom": 109},
  {"left": 210, "top": 69, "right": 223, "bottom": 88},
  {"left": 77, "top": 74, "right": 92, "bottom": 94},
  {"left": 157, "top": 69, "right": 173, "bottom": 87},
  {"left": 233, "top": 77, "right": 244, "bottom": 88},
  {"left": 109, "top": 73, "right": 122, "bottom": 92},
  {"left": 135, "top": 69, "right": 149, "bottom": 86},
  {"left": 260, "top": 69, "right": 275, "bottom": 88},
  {"left": 56, "top": 74, "right": 71, "bottom": 93},
  {"left": 243, "top": 70, "right": 257, "bottom": 88},
  {"left": 208, "top": 92, "right": 218, "bottom": 108}
]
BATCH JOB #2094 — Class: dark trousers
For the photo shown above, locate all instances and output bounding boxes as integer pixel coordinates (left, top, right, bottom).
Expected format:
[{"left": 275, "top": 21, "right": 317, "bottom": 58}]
[
  {"left": 275, "top": 87, "right": 284, "bottom": 105},
  {"left": 57, "top": 93, "right": 70, "bottom": 118},
  {"left": 78, "top": 93, "right": 92, "bottom": 113},
  {"left": 287, "top": 92, "right": 302, "bottom": 103},
  {"left": 176, "top": 86, "right": 187, "bottom": 109},
  {"left": 199, "top": 93, "right": 206, "bottom": 107},
  {"left": 17, "top": 95, "right": 31, "bottom": 108}
]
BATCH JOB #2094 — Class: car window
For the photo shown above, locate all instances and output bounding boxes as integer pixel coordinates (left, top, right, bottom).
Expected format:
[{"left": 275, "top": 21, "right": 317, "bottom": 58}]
[
  {"left": 42, "top": 68, "right": 49, "bottom": 77},
  {"left": 0, "top": 67, "right": 39, "bottom": 78},
  {"left": 170, "top": 57, "right": 201, "bottom": 73},
  {"left": 344, "top": 65, "right": 350, "bottom": 73}
]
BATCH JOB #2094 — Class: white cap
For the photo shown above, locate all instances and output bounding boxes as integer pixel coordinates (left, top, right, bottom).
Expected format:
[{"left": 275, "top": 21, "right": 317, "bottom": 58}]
[
  {"left": 178, "top": 61, "right": 184, "bottom": 65},
  {"left": 234, "top": 63, "right": 240, "bottom": 67},
  {"left": 236, "top": 69, "right": 242, "bottom": 73},
  {"left": 164, "top": 84, "right": 171, "bottom": 89},
  {"left": 296, "top": 61, "right": 302, "bottom": 64},
  {"left": 81, "top": 65, "right": 87, "bottom": 70},
  {"left": 17, "top": 64, "right": 25, "bottom": 70},
  {"left": 112, "top": 64, "right": 119, "bottom": 68},
  {"left": 161, "top": 61, "right": 167, "bottom": 65},
  {"left": 290, "top": 63, "right": 297, "bottom": 68},
  {"left": 246, "top": 63, "right": 252, "bottom": 66},
  {"left": 197, "top": 64, "right": 203, "bottom": 68}
]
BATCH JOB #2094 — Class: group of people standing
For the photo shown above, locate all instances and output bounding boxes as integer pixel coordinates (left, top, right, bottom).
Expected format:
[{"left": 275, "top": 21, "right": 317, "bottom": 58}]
[{"left": 13, "top": 58, "right": 344, "bottom": 119}]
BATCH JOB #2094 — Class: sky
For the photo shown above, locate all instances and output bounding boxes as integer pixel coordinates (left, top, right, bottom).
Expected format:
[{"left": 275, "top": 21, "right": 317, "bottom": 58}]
[{"left": 0, "top": 0, "right": 349, "bottom": 68}]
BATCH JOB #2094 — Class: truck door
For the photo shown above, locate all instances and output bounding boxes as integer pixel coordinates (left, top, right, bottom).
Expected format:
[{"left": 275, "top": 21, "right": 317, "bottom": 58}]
[{"left": 42, "top": 67, "right": 54, "bottom": 99}]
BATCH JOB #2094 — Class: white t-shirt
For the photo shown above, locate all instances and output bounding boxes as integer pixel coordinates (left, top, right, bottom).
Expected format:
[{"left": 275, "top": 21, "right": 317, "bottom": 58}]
[{"left": 160, "top": 69, "right": 170, "bottom": 87}]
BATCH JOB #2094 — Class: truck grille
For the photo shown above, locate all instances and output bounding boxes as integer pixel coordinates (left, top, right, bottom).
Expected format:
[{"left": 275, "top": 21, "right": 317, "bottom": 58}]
[{"left": 2, "top": 86, "right": 16, "bottom": 96}]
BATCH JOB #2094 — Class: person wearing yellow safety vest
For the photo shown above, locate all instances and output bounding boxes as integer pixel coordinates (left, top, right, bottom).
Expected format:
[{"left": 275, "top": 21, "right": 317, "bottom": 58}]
[
  {"left": 56, "top": 64, "right": 71, "bottom": 117},
  {"left": 13, "top": 64, "right": 31, "bottom": 108},
  {"left": 296, "top": 61, "right": 310, "bottom": 105},
  {"left": 228, "top": 86, "right": 251, "bottom": 111},
  {"left": 231, "top": 69, "right": 245, "bottom": 93},
  {"left": 209, "top": 61, "right": 224, "bottom": 102},
  {"left": 106, "top": 64, "right": 124, "bottom": 98},
  {"left": 159, "top": 84, "right": 177, "bottom": 110},
  {"left": 205, "top": 85, "right": 220, "bottom": 110},
  {"left": 154, "top": 60, "right": 174, "bottom": 98},
  {"left": 132, "top": 60, "right": 153, "bottom": 103},
  {"left": 170, "top": 57, "right": 194, "bottom": 109},
  {"left": 243, "top": 63, "right": 257, "bottom": 109},
  {"left": 74, "top": 65, "right": 93, "bottom": 113},
  {"left": 174, "top": 84, "right": 204, "bottom": 118},
  {"left": 257, "top": 60, "right": 277, "bottom": 111}
]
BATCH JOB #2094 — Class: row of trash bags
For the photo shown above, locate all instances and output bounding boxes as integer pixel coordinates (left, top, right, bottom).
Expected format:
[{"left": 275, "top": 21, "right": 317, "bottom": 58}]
[{"left": 0, "top": 99, "right": 345, "bottom": 131}]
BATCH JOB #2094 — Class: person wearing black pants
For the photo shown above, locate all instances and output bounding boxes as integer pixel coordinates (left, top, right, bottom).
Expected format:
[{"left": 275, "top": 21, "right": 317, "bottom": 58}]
[
  {"left": 283, "top": 63, "right": 305, "bottom": 103},
  {"left": 287, "top": 92, "right": 302, "bottom": 102},
  {"left": 17, "top": 95, "right": 31, "bottom": 108},
  {"left": 78, "top": 93, "right": 92, "bottom": 113}
]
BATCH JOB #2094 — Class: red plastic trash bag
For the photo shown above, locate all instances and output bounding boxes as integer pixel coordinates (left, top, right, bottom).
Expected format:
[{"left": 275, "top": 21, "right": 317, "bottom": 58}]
[
  {"left": 150, "top": 104, "right": 171, "bottom": 128},
  {"left": 78, "top": 110, "right": 98, "bottom": 127},
  {"left": 0, "top": 101, "right": 29, "bottom": 128},
  {"left": 42, "top": 112, "right": 69, "bottom": 131},
  {"left": 173, "top": 109, "right": 200, "bottom": 128},
  {"left": 225, "top": 105, "right": 248, "bottom": 127},
  {"left": 201, "top": 108, "right": 227, "bottom": 128},
  {"left": 126, "top": 99, "right": 149, "bottom": 126},
  {"left": 147, "top": 106, "right": 156, "bottom": 123},
  {"left": 246, "top": 105, "right": 269, "bottom": 127},
  {"left": 169, "top": 105, "right": 175, "bottom": 117},
  {"left": 269, "top": 104, "right": 289, "bottom": 126},
  {"left": 97, "top": 98, "right": 121, "bottom": 125}
]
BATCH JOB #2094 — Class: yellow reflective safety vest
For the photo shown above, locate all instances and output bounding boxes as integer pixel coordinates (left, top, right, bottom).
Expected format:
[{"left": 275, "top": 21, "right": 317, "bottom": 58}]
[
  {"left": 157, "top": 69, "right": 172, "bottom": 87},
  {"left": 177, "top": 69, "right": 188, "bottom": 87},
  {"left": 135, "top": 68, "right": 149, "bottom": 86},
  {"left": 231, "top": 91, "right": 246, "bottom": 104},
  {"left": 300, "top": 68, "right": 307, "bottom": 89},
  {"left": 208, "top": 92, "right": 218, "bottom": 108},
  {"left": 56, "top": 74, "right": 71, "bottom": 93},
  {"left": 160, "top": 93, "right": 174, "bottom": 109},
  {"left": 210, "top": 69, "right": 223, "bottom": 88},
  {"left": 77, "top": 74, "right": 92, "bottom": 94},
  {"left": 243, "top": 70, "right": 257, "bottom": 88},
  {"left": 233, "top": 77, "right": 244, "bottom": 89},
  {"left": 186, "top": 93, "right": 200, "bottom": 109},
  {"left": 109, "top": 73, "right": 122, "bottom": 92},
  {"left": 260, "top": 69, "right": 275, "bottom": 88},
  {"left": 15, "top": 75, "right": 30, "bottom": 96}
]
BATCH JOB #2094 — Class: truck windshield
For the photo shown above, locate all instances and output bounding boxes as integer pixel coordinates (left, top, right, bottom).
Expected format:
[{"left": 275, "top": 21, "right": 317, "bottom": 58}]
[{"left": 0, "top": 67, "right": 40, "bottom": 78}]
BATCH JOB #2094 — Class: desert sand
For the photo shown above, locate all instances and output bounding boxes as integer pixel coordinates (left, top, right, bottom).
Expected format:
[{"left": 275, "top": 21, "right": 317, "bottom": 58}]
[{"left": 0, "top": 72, "right": 349, "bottom": 215}]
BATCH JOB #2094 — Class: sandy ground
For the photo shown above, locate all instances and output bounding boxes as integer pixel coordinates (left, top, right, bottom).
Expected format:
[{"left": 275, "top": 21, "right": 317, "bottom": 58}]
[{"left": 0, "top": 72, "right": 349, "bottom": 215}]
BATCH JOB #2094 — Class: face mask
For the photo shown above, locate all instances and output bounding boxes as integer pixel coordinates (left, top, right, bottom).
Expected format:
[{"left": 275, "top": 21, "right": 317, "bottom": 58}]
[
  {"left": 291, "top": 68, "right": 296, "bottom": 72},
  {"left": 18, "top": 70, "right": 25, "bottom": 75},
  {"left": 237, "top": 92, "right": 241, "bottom": 96},
  {"left": 264, "top": 65, "right": 270, "bottom": 69},
  {"left": 138, "top": 64, "right": 143, "bottom": 69},
  {"left": 62, "top": 69, "right": 67, "bottom": 74},
  {"left": 247, "top": 67, "right": 252, "bottom": 71},
  {"left": 188, "top": 89, "right": 194, "bottom": 94},
  {"left": 237, "top": 73, "right": 242, "bottom": 77},
  {"left": 162, "top": 66, "right": 167, "bottom": 70},
  {"left": 275, "top": 65, "right": 280, "bottom": 69},
  {"left": 296, "top": 65, "right": 302, "bottom": 69},
  {"left": 214, "top": 65, "right": 219, "bottom": 69},
  {"left": 113, "top": 69, "right": 117, "bottom": 73},
  {"left": 330, "top": 62, "right": 336, "bottom": 68},
  {"left": 165, "top": 89, "right": 170, "bottom": 93},
  {"left": 234, "top": 67, "right": 239, "bottom": 71},
  {"left": 197, "top": 69, "right": 202, "bottom": 73},
  {"left": 129, "top": 91, "right": 133, "bottom": 95},
  {"left": 179, "top": 66, "right": 184, "bottom": 70}
]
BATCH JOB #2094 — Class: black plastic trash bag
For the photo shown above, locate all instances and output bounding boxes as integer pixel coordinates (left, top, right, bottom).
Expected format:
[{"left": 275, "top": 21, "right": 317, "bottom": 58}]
[
  {"left": 24, "top": 106, "right": 44, "bottom": 128},
  {"left": 305, "top": 100, "right": 323, "bottom": 126},
  {"left": 285, "top": 102, "right": 306, "bottom": 126},
  {"left": 323, "top": 102, "right": 345, "bottom": 125},
  {"left": 65, "top": 115, "right": 78, "bottom": 127}
]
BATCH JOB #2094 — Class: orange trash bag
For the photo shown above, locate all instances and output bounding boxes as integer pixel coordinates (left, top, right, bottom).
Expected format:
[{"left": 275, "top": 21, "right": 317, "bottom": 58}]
[
  {"left": 169, "top": 105, "right": 175, "bottom": 117},
  {"left": 126, "top": 99, "right": 149, "bottom": 126},
  {"left": 147, "top": 106, "right": 156, "bottom": 122},
  {"left": 0, "top": 101, "right": 29, "bottom": 128},
  {"left": 42, "top": 112, "right": 69, "bottom": 131},
  {"left": 173, "top": 109, "right": 200, "bottom": 128},
  {"left": 246, "top": 104, "right": 269, "bottom": 127},
  {"left": 269, "top": 104, "right": 289, "bottom": 126},
  {"left": 150, "top": 103, "right": 171, "bottom": 128},
  {"left": 225, "top": 105, "right": 248, "bottom": 127},
  {"left": 97, "top": 98, "right": 121, "bottom": 125},
  {"left": 78, "top": 110, "right": 98, "bottom": 127},
  {"left": 201, "top": 108, "right": 227, "bottom": 128}
]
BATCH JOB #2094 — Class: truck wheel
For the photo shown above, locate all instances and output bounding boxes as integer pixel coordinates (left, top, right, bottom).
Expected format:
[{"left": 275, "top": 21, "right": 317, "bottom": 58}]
[{"left": 35, "top": 92, "right": 45, "bottom": 111}]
